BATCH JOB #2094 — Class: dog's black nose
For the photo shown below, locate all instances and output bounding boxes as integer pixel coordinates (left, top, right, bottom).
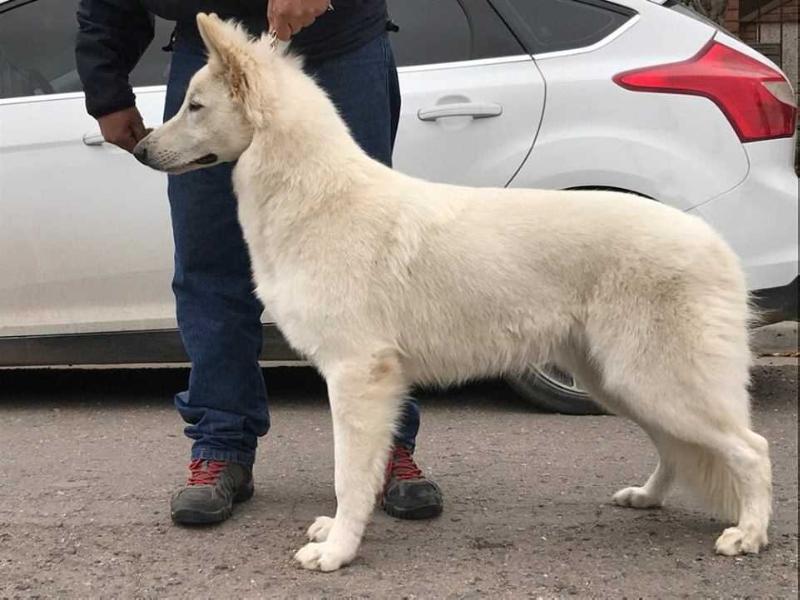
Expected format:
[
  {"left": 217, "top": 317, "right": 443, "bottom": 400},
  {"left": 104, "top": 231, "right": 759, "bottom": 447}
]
[{"left": 133, "top": 144, "right": 148, "bottom": 165}]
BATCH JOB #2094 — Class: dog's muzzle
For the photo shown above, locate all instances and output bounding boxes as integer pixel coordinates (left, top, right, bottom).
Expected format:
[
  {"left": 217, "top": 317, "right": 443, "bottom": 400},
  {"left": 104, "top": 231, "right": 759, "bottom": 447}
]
[{"left": 133, "top": 143, "right": 149, "bottom": 166}]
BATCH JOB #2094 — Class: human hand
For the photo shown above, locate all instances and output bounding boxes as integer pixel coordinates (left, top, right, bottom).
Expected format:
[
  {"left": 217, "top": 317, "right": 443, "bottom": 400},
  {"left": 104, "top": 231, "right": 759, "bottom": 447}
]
[
  {"left": 268, "top": 0, "right": 331, "bottom": 41},
  {"left": 97, "top": 106, "right": 147, "bottom": 153}
]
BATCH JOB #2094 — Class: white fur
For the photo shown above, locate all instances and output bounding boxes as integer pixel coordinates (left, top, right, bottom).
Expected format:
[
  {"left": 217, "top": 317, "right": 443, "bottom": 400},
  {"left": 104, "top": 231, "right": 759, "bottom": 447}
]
[{"left": 136, "top": 14, "right": 773, "bottom": 571}]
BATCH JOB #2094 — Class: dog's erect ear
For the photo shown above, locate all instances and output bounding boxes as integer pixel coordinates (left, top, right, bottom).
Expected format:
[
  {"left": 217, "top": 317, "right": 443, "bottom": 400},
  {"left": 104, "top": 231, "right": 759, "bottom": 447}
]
[
  {"left": 196, "top": 12, "right": 249, "bottom": 96},
  {"left": 196, "top": 13, "right": 227, "bottom": 65},
  {"left": 196, "top": 13, "right": 269, "bottom": 127}
]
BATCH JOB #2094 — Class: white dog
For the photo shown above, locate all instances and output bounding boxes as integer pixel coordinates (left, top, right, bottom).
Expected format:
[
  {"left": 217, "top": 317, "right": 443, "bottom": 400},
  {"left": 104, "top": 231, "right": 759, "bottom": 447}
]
[{"left": 135, "top": 13, "right": 772, "bottom": 572}]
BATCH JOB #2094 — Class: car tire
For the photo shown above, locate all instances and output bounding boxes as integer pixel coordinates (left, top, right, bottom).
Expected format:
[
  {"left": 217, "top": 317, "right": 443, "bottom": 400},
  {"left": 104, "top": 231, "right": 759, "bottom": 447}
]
[{"left": 508, "top": 365, "right": 608, "bottom": 415}]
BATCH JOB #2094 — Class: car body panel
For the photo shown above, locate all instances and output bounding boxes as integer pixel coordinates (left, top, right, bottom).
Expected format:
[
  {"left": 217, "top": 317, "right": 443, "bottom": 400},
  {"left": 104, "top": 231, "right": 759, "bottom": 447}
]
[
  {"left": 0, "top": 88, "right": 173, "bottom": 337},
  {"left": 510, "top": 4, "right": 752, "bottom": 210},
  {"left": 0, "top": 0, "right": 796, "bottom": 367},
  {"left": 394, "top": 57, "right": 545, "bottom": 187},
  {"left": 689, "top": 136, "right": 799, "bottom": 291}
]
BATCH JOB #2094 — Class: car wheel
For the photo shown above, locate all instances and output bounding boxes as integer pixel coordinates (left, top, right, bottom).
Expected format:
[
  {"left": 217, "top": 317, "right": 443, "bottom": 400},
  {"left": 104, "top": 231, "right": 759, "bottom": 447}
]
[{"left": 508, "top": 365, "right": 608, "bottom": 415}]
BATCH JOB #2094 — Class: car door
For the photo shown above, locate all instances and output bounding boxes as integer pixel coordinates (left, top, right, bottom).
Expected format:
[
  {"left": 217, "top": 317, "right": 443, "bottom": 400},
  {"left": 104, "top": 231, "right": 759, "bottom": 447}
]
[
  {"left": 388, "top": 0, "right": 545, "bottom": 187},
  {"left": 0, "top": 0, "right": 175, "bottom": 339},
  {"left": 0, "top": 0, "right": 545, "bottom": 363}
]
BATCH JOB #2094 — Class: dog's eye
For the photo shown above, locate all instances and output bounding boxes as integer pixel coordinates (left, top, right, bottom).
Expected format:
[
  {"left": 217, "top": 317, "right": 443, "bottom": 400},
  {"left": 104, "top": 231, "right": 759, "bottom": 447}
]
[{"left": 188, "top": 101, "right": 204, "bottom": 112}]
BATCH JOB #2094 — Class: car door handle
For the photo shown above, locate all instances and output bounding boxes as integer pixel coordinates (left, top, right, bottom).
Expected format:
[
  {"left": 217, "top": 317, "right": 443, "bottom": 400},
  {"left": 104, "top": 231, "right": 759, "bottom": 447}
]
[
  {"left": 417, "top": 102, "right": 503, "bottom": 122},
  {"left": 82, "top": 132, "right": 106, "bottom": 146}
]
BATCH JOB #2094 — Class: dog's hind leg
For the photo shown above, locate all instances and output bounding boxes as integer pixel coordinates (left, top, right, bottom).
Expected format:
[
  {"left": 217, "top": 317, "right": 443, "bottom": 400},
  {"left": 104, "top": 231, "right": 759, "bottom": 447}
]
[
  {"left": 647, "top": 411, "right": 770, "bottom": 555},
  {"left": 590, "top": 355, "right": 771, "bottom": 555},
  {"left": 611, "top": 430, "right": 676, "bottom": 509},
  {"left": 601, "top": 380, "right": 769, "bottom": 553},
  {"left": 711, "top": 427, "right": 771, "bottom": 555},
  {"left": 564, "top": 325, "right": 771, "bottom": 554},
  {"left": 579, "top": 282, "right": 772, "bottom": 555},
  {"left": 558, "top": 351, "right": 676, "bottom": 509},
  {"left": 294, "top": 349, "right": 408, "bottom": 572}
]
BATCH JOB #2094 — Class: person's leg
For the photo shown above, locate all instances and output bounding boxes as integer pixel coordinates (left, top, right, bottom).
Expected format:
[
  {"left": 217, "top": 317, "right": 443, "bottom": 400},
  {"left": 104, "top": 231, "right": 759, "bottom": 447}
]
[
  {"left": 165, "top": 43, "right": 268, "bottom": 523},
  {"left": 305, "top": 34, "right": 441, "bottom": 519},
  {"left": 393, "top": 402, "right": 420, "bottom": 451}
]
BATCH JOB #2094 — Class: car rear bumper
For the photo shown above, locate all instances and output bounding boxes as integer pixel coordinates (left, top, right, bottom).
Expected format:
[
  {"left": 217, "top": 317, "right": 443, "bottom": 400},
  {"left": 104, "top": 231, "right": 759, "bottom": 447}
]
[
  {"left": 752, "top": 277, "right": 799, "bottom": 324},
  {"left": 689, "top": 136, "right": 798, "bottom": 292}
]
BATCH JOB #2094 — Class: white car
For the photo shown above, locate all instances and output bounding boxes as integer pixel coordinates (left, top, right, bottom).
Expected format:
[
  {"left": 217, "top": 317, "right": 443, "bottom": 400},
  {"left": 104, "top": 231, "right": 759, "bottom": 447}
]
[{"left": 0, "top": 0, "right": 797, "bottom": 414}]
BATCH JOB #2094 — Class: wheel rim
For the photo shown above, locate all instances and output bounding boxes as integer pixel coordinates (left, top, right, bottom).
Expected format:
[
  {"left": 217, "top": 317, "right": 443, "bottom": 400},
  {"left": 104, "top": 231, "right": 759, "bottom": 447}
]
[{"left": 535, "top": 364, "right": 589, "bottom": 398}]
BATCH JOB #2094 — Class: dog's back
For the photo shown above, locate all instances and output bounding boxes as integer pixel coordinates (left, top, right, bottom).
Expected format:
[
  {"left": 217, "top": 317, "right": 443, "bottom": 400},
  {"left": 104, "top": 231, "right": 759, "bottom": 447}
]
[{"left": 348, "top": 179, "right": 747, "bottom": 388}]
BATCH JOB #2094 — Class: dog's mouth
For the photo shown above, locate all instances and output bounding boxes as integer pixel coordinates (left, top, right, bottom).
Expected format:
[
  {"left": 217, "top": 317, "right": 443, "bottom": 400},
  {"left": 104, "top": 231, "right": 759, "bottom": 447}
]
[
  {"left": 193, "top": 153, "right": 218, "bottom": 165},
  {"left": 160, "top": 153, "right": 220, "bottom": 175}
]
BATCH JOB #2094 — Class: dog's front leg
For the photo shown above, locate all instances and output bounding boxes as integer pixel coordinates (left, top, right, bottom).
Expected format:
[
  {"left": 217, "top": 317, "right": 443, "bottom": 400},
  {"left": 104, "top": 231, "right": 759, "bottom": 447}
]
[{"left": 294, "top": 351, "right": 407, "bottom": 572}]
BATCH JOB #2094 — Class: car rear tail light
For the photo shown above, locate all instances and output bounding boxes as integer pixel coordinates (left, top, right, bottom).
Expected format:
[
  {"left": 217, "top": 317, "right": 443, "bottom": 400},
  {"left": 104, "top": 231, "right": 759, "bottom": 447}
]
[{"left": 613, "top": 40, "right": 797, "bottom": 143}]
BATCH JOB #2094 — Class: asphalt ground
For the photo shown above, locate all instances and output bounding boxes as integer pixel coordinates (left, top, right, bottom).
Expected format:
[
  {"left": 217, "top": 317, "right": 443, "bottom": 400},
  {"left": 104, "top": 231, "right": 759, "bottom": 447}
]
[{"left": 0, "top": 322, "right": 796, "bottom": 598}]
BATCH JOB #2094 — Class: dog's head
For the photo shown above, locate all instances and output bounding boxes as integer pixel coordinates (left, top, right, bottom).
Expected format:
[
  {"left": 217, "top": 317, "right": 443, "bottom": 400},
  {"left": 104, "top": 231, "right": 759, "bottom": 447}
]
[{"left": 134, "top": 13, "right": 273, "bottom": 174}]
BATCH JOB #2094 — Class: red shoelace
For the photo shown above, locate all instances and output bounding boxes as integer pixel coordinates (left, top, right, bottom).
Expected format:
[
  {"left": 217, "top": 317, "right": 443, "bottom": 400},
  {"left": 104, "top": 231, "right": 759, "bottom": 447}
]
[
  {"left": 386, "top": 445, "right": 423, "bottom": 481},
  {"left": 187, "top": 459, "right": 227, "bottom": 486}
]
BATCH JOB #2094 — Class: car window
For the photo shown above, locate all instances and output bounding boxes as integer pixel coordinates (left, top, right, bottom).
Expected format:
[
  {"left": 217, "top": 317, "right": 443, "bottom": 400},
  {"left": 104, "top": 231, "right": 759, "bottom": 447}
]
[
  {"left": 387, "top": 0, "right": 523, "bottom": 67},
  {"left": 130, "top": 18, "right": 173, "bottom": 89},
  {"left": 0, "top": 0, "right": 172, "bottom": 101},
  {"left": 492, "top": 0, "right": 635, "bottom": 55}
]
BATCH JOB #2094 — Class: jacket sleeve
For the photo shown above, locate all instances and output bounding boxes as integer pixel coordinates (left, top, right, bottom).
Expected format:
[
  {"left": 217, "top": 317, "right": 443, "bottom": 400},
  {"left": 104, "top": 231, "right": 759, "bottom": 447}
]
[{"left": 75, "top": 0, "right": 155, "bottom": 118}]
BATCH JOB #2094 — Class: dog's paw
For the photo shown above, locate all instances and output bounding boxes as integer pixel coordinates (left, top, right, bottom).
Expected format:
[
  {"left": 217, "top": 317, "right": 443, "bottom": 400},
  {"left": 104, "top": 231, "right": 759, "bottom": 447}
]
[
  {"left": 294, "top": 540, "right": 355, "bottom": 572},
  {"left": 307, "top": 516, "right": 335, "bottom": 542},
  {"left": 612, "top": 486, "right": 663, "bottom": 509},
  {"left": 715, "top": 526, "right": 767, "bottom": 556}
]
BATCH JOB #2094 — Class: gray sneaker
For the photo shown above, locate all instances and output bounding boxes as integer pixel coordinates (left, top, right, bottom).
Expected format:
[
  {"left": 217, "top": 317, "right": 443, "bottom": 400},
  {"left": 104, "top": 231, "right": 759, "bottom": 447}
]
[
  {"left": 382, "top": 445, "right": 443, "bottom": 520},
  {"left": 170, "top": 459, "right": 254, "bottom": 525}
]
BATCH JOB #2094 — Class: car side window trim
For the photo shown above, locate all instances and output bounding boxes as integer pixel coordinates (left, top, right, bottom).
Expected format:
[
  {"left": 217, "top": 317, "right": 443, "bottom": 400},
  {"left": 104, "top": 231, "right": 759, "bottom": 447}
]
[
  {"left": 488, "top": 0, "right": 638, "bottom": 57},
  {"left": 0, "top": 0, "right": 37, "bottom": 14},
  {"left": 397, "top": 53, "right": 533, "bottom": 73},
  {"left": 531, "top": 14, "right": 640, "bottom": 60}
]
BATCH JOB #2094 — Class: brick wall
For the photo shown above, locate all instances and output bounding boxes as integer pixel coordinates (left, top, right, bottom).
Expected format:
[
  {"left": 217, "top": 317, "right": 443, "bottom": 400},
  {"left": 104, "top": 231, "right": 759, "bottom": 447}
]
[{"left": 725, "top": 0, "right": 741, "bottom": 34}]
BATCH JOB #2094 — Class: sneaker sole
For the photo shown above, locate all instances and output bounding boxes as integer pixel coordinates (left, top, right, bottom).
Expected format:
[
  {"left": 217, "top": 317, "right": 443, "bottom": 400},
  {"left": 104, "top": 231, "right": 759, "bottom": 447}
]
[
  {"left": 383, "top": 502, "right": 443, "bottom": 521},
  {"left": 171, "top": 505, "right": 233, "bottom": 525},
  {"left": 171, "top": 485, "right": 254, "bottom": 525}
]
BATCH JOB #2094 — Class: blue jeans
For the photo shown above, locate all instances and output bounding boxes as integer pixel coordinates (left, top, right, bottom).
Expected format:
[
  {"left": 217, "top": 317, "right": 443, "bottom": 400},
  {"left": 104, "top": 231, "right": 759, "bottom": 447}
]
[{"left": 164, "top": 33, "right": 419, "bottom": 467}]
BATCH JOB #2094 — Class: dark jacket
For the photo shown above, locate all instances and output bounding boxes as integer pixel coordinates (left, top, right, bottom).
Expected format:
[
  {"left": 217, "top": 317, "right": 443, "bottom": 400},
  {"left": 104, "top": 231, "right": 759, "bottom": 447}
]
[{"left": 76, "top": 0, "right": 388, "bottom": 118}]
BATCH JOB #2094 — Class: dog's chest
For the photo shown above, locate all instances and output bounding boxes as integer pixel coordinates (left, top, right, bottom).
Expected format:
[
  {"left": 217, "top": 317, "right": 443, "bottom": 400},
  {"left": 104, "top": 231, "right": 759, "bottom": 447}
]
[{"left": 234, "top": 194, "right": 355, "bottom": 357}]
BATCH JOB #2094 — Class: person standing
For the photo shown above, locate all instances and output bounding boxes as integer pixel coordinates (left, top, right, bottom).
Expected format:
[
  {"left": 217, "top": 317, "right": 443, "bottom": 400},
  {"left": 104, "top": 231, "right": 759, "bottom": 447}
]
[{"left": 75, "top": 0, "right": 443, "bottom": 525}]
